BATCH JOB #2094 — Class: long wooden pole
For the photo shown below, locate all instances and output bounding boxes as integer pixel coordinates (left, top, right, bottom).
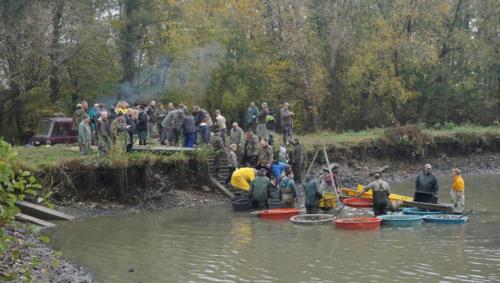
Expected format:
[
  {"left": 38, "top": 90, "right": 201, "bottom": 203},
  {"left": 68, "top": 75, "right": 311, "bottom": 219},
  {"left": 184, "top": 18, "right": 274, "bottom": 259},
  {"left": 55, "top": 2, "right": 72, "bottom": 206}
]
[
  {"left": 304, "top": 148, "right": 319, "bottom": 177},
  {"left": 322, "top": 146, "right": 341, "bottom": 207}
]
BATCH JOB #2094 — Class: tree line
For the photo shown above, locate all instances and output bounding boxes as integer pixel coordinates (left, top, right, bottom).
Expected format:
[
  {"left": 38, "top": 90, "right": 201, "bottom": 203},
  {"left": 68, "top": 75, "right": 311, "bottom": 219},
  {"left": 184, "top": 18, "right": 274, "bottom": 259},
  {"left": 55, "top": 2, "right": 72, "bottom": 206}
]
[{"left": 0, "top": 0, "right": 498, "bottom": 143}]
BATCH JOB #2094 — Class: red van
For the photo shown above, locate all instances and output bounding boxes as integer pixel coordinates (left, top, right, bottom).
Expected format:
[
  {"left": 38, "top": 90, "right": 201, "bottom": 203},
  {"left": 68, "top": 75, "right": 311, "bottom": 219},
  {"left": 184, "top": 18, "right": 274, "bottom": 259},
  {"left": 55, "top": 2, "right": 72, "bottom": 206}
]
[{"left": 32, "top": 118, "right": 78, "bottom": 145}]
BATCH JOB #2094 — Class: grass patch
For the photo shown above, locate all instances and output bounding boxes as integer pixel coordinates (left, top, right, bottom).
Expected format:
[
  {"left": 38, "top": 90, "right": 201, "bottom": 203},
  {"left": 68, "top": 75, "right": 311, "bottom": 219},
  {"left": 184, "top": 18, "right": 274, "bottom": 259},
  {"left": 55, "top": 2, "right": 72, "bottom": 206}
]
[
  {"left": 15, "top": 145, "right": 79, "bottom": 169},
  {"left": 12, "top": 125, "right": 500, "bottom": 168}
]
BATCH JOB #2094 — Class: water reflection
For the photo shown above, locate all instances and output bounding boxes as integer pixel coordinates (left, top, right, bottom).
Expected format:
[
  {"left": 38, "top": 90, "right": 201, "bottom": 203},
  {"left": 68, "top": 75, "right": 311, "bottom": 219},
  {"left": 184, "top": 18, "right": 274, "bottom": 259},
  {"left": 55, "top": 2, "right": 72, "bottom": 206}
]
[{"left": 48, "top": 174, "right": 500, "bottom": 282}]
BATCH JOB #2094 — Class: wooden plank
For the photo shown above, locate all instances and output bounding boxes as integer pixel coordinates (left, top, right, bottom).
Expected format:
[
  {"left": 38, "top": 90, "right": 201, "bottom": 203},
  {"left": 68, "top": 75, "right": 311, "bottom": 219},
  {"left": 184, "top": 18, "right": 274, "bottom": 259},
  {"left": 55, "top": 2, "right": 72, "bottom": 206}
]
[
  {"left": 209, "top": 176, "right": 235, "bottom": 198},
  {"left": 15, "top": 213, "right": 56, "bottom": 228},
  {"left": 15, "top": 200, "right": 75, "bottom": 221},
  {"left": 402, "top": 200, "right": 454, "bottom": 213}
]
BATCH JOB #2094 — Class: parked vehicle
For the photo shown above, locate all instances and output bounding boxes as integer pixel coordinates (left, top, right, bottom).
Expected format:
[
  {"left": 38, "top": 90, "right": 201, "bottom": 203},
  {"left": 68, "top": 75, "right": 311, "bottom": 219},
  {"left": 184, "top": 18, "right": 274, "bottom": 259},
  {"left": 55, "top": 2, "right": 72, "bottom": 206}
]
[{"left": 32, "top": 118, "right": 78, "bottom": 145}]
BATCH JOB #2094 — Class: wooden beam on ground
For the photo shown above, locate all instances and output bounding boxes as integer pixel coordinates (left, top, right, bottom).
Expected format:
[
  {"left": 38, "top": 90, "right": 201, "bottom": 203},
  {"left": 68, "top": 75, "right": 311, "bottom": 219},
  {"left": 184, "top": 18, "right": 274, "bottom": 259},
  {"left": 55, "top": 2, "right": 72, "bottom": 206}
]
[
  {"left": 15, "top": 213, "right": 56, "bottom": 228},
  {"left": 209, "top": 176, "right": 235, "bottom": 198},
  {"left": 15, "top": 200, "right": 75, "bottom": 221}
]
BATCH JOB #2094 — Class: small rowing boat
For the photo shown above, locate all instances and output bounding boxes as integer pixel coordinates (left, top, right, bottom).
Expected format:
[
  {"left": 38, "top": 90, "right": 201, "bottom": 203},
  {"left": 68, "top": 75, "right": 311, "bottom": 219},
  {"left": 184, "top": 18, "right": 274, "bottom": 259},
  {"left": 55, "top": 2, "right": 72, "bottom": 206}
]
[
  {"left": 402, "top": 201, "right": 454, "bottom": 213},
  {"left": 341, "top": 187, "right": 413, "bottom": 202},
  {"left": 422, "top": 214, "right": 469, "bottom": 224}
]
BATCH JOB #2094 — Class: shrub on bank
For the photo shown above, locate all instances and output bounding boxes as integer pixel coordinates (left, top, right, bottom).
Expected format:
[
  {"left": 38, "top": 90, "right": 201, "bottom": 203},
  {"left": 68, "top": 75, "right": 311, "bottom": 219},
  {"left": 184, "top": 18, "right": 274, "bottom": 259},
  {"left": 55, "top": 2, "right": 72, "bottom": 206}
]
[{"left": 0, "top": 139, "right": 50, "bottom": 281}]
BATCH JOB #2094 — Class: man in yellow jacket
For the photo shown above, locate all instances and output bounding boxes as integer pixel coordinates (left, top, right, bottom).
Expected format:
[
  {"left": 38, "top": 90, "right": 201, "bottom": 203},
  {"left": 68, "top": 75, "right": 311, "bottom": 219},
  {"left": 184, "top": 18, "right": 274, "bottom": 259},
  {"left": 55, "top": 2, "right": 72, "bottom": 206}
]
[
  {"left": 451, "top": 168, "right": 465, "bottom": 213},
  {"left": 230, "top": 167, "right": 257, "bottom": 191}
]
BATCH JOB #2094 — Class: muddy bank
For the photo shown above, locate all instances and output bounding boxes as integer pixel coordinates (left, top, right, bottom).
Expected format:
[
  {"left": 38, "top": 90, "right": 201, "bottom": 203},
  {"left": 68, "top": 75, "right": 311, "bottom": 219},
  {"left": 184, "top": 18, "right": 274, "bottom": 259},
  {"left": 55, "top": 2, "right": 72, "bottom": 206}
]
[
  {"left": 0, "top": 224, "right": 92, "bottom": 283},
  {"left": 318, "top": 152, "right": 500, "bottom": 188}
]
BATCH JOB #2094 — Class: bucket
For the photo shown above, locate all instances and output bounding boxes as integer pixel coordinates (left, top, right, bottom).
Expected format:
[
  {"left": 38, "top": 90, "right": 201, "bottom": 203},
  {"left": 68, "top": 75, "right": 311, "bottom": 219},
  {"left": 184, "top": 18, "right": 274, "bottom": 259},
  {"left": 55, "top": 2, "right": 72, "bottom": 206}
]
[{"left": 231, "top": 196, "right": 250, "bottom": 212}]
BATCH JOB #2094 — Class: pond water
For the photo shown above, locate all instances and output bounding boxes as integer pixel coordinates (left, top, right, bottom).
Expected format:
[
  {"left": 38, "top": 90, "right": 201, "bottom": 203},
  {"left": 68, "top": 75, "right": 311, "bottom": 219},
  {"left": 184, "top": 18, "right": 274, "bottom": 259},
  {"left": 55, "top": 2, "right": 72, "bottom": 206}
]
[{"left": 48, "top": 174, "right": 500, "bottom": 282}]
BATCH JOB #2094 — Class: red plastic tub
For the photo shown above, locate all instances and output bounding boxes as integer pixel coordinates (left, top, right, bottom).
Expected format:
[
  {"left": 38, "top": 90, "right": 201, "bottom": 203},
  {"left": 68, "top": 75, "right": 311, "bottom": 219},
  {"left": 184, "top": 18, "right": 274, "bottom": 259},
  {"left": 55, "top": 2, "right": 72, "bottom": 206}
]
[
  {"left": 334, "top": 217, "right": 382, "bottom": 230},
  {"left": 342, "top": 198, "right": 373, "bottom": 208},
  {"left": 258, "top": 208, "right": 300, "bottom": 220}
]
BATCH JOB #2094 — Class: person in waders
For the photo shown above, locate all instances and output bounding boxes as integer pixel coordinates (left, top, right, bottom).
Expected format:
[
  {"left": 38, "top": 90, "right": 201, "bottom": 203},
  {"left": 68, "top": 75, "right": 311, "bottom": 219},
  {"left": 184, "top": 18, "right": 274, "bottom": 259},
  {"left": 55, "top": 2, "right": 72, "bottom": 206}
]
[
  {"left": 303, "top": 172, "right": 323, "bottom": 214},
  {"left": 249, "top": 169, "right": 272, "bottom": 209},
  {"left": 279, "top": 169, "right": 298, "bottom": 208},
  {"left": 357, "top": 174, "right": 391, "bottom": 216},
  {"left": 414, "top": 163, "right": 439, "bottom": 204}
]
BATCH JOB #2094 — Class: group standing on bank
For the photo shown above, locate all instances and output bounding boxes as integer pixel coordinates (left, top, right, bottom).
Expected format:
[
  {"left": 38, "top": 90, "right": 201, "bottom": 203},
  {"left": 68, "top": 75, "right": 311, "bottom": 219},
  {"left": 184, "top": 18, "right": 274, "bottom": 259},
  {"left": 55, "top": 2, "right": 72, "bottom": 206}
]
[{"left": 72, "top": 100, "right": 465, "bottom": 215}]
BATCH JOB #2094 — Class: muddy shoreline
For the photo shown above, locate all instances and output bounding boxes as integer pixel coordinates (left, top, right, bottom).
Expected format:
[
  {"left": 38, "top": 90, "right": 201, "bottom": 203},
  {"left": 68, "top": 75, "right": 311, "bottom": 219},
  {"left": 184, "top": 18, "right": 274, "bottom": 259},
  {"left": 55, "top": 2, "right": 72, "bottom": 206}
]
[{"left": 7, "top": 152, "right": 500, "bottom": 282}]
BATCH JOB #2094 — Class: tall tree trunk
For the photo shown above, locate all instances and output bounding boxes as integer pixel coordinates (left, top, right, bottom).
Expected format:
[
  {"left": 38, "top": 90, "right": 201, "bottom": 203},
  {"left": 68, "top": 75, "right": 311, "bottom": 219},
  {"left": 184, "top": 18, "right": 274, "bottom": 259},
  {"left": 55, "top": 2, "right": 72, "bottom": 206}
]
[
  {"left": 49, "top": 0, "right": 64, "bottom": 103},
  {"left": 117, "top": 0, "right": 139, "bottom": 101}
]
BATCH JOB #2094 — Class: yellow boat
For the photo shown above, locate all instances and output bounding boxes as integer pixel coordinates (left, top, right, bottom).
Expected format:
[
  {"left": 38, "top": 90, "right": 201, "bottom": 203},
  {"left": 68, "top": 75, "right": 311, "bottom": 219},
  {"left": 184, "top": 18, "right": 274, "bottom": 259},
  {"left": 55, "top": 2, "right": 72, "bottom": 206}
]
[{"left": 341, "top": 186, "right": 413, "bottom": 202}]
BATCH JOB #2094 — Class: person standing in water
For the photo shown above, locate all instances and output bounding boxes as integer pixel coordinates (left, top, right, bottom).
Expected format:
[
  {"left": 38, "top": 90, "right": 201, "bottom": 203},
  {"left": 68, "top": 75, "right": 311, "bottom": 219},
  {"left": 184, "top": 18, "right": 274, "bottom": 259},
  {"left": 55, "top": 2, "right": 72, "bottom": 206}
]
[
  {"left": 279, "top": 169, "right": 298, "bottom": 208},
  {"left": 450, "top": 168, "right": 465, "bottom": 213},
  {"left": 414, "top": 163, "right": 439, "bottom": 204},
  {"left": 357, "top": 174, "right": 391, "bottom": 216}
]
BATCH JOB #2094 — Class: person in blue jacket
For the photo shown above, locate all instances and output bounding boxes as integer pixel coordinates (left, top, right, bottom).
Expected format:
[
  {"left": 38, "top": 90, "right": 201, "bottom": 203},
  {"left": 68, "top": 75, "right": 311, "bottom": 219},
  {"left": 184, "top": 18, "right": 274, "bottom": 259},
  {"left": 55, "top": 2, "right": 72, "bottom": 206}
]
[{"left": 268, "top": 160, "right": 288, "bottom": 186}]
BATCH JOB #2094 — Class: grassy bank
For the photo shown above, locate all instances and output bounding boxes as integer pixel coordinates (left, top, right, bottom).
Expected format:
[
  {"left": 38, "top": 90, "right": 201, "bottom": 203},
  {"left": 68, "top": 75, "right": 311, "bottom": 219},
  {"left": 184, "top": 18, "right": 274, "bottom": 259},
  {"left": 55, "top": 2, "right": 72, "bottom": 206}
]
[{"left": 14, "top": 125, "right": 500, "bottom": 168}]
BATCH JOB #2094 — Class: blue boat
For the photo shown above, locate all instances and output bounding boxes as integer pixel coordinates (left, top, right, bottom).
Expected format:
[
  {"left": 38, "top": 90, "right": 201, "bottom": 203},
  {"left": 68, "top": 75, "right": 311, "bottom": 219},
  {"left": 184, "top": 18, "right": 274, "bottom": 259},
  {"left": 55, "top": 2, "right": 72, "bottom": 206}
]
[
  {"left": 402, "top": 207, "right": 446, "bottom": 215},
  {"left": 422, "top": 214, "right": 469, "bottom": 224},
  {"left": 377, "top": 215, "right": 423, "bottom": 227}
]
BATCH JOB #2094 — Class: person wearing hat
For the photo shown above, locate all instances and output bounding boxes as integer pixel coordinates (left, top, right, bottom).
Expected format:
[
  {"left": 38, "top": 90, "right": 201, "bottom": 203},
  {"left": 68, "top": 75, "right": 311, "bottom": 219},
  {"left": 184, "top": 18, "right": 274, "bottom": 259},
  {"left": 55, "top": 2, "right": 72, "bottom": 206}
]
[
  {"left": 72, "top": 101, "right": 87, "bottom": 131},
  {"left": 303, "top": 172, "right": 323, "bottom": 214},
  {"left": 319, "top": 164, "right": 341, "bottom": 195},
  {"left": 357, "top": 174, "right": 391, "bottom": 216},
  {"left": 279, "top": 169, "right": 298, "bottom": 208},
  {"left": 249, "top": 168, "right": 272, "bottom": 209},
  {"left": 414, "top": 163, "right": 439, "bottom": 204}
]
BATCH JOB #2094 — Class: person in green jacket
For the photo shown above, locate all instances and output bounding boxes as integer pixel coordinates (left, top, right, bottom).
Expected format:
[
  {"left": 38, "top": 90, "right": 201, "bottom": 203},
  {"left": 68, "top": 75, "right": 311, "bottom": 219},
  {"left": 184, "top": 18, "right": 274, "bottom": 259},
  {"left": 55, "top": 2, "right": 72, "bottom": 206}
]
[
  {"left": 78, "top": 114, "right": 92, "bottom": 156},
  {"left": 279, "top": 169, "right": 298, "bottom": 208},
  {"left": 249, "top": 168, "right": 272, "bottom": 209},
  {"left": 303, "top": 173, "right": 323, "bottom": 214},
  {"left": 243, "top": 131, "right": 259, "bottom": 167}
]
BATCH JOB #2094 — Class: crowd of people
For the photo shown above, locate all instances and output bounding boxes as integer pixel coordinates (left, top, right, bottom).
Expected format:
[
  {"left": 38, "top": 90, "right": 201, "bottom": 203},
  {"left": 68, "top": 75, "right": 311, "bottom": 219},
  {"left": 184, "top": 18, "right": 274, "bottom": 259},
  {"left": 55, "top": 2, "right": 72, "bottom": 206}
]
[
  {"left": 72, "top": 100, "right": 296, "bottom": 155},
  {"left": 73, "top": 100, "right": 465, "bottom": 215}
]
